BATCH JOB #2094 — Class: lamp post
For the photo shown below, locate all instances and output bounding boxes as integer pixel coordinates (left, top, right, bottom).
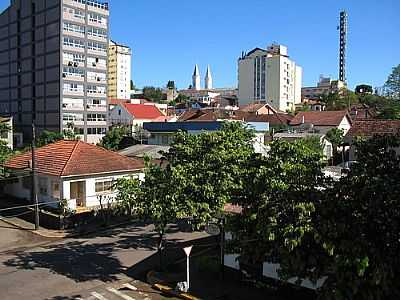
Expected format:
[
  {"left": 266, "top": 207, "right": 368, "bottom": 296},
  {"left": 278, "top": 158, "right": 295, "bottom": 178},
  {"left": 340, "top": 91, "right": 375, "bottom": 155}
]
[{"left": 183, "top": 246, "right": 193, "bottom": 290}]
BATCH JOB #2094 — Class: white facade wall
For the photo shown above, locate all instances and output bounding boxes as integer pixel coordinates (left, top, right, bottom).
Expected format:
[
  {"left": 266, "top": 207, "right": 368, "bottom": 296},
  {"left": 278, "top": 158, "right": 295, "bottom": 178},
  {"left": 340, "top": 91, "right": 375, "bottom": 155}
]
[
  {"left": 238, "top": 45, "right": 302, "bottom": 112},
  {"left": 109, "top": 104, "right": 133, "bottom": 125}
]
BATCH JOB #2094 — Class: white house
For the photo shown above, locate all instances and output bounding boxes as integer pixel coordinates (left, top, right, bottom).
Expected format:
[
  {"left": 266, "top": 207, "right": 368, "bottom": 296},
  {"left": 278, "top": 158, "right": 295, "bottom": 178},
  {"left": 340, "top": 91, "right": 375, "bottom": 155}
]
[
  {"left": 289, "top": 110, "right": 352, "bottom": 135},
  {"left": 109, "top": 102, "right": 168, "bottom": 133},
  {"left": 4, "top": 140, "right": 145, "bottom": 211}
]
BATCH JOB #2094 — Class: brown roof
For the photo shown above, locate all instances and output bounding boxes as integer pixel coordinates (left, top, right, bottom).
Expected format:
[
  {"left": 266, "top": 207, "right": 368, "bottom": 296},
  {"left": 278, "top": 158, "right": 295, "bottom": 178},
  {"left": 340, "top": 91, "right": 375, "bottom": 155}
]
[
  {"left": 290, "top": 111, "right": 350, "bottom": 126},
  {"left": 5, "top": 140, "right": 144, "bottom": 177},
  {"left": 245, "top": 113, "right": 293, "bottom": 125},
  {"left": 346, "top": 120, "right": 400, "bottom": 138}
]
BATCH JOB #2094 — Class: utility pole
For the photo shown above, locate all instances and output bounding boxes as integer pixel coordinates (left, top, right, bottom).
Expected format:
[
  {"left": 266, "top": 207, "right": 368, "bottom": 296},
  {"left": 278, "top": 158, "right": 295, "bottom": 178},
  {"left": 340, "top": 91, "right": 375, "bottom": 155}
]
[
  {"left": 31, "top": 123, "right": 39, "bottom": 230},
  {"left": 220, "top": 217, "right": 225, "bottom": 280}
]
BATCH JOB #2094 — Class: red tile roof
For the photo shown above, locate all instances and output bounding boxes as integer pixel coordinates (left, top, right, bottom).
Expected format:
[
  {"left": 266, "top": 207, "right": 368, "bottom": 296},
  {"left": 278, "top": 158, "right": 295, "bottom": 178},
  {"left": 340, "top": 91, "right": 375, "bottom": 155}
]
[
  {"left": 346, "top": 120, "right": 400, "bottom": 138},
  {"left": 109, "top": 98, "right": 130, "bottom": 106},
  {"left": 290, "top": 110, "right": 350, "bottom": 126},
  {"left": 123, "top": 103, "right": 165, "bottom": 120},
  {"left": 5, "top": 140, "right": 144, "bottom": 177},
  {"left": 245, "top": 113, "right": 293, "bottom": 125}
]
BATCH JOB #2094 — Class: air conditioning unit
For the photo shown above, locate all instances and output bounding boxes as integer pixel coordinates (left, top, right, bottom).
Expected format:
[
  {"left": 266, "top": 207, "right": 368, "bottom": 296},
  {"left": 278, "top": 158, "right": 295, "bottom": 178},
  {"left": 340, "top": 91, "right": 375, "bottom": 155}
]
[
  {"left": 92, "top": 62, "right": 97, "bottom": 67},
  {"left": 73, "top": 62, "right": 78, "bottom": 67},
  {"left": 97, "top": 77, "right": 101, "bottom": 81},
  {"left": 68, "top": 61, "right": 73, "bottom": 66}
]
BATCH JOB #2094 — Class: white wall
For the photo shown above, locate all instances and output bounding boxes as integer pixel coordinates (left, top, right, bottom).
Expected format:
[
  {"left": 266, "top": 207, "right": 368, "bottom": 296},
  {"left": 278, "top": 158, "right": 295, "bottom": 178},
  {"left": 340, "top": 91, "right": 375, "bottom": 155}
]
[{"left": 109, "top": 104, "right": 133, "bottom": 125}]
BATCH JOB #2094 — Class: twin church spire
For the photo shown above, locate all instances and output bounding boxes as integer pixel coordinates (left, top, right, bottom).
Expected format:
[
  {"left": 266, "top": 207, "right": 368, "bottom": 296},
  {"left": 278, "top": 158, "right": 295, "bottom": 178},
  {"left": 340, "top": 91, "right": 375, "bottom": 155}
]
[{"left": 192, "top": 64, "right": 212, "bottom": 90}]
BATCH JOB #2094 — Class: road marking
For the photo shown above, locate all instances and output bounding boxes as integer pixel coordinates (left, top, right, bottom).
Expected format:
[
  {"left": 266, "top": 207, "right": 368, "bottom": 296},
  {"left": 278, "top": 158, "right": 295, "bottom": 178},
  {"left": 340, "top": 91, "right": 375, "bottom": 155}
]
[
  {"left": 122, "top": 283, "right": 138, "bottom": 291},
  {"left": 91, "top": 291, "right": 109, "bottom": 300},
  {"left": 106, "top": 287, "right": 136, "bottom": 300}
]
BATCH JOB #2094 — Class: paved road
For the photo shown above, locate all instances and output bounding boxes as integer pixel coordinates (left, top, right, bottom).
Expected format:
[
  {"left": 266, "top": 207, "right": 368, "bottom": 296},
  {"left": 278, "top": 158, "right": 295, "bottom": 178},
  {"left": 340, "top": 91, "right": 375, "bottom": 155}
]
[{"left": 0, "top": 222, "right": 206, "bottom": 300}]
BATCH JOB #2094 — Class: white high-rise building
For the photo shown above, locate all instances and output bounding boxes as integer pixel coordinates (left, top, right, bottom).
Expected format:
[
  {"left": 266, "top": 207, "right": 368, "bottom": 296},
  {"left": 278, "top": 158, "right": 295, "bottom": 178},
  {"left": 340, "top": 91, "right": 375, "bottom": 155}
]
[
  {"left": 205, "top": 65, "right": 213, "bottom": 90},
  {"left": 238, "top": 44, "right": 302, "bottom": 112},
  {"left": 192, "top": 64, "right": 201, "bottom": 90},
  {"left": 108, "top": 40, "right": 132, "bottom": 99}
]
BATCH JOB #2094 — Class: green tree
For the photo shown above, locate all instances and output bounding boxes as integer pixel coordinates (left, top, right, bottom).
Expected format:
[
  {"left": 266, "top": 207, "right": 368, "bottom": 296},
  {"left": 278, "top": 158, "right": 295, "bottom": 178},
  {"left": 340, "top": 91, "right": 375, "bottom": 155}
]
[
  {"left": 323, "top": 89, "right": 359, "bottom": 110},
  {"left": 116, "top": 122, "right": 256, "bottom": 267},
  {"left": 384, "top": 64, "right": 400, "bottom": 99},
  {"left": 0, "top": 141, "right": 12, "bottom": 178},
  {"left": 325, "top": 128, "right": 344, "bottom": 164},
  {"left": 355, "top": 84, "right": 373, "bottom": 95},
  {"left": 166, "top": 80, "right": 176, "bottom": 90},
  {"left": 98, "top": 126, "right": 129, "bottom": 151},
  {"left": 36, "top": 127, "right": 77, "bottom": 147},
  {"left": 141, "top": 86, "right": 164, "bottom": 103}
]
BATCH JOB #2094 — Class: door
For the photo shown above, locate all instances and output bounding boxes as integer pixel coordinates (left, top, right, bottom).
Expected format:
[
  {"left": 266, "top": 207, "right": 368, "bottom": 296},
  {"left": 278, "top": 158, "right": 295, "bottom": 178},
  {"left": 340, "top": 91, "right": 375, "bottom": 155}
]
[{"left": 70, "top": 181, "right": 86, "bottom": 207}]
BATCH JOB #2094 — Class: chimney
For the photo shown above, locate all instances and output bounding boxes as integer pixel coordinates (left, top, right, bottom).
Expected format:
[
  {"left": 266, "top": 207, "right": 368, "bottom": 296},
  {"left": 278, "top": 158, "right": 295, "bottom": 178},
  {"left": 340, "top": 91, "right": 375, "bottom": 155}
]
[{"left": 302, "top": 115, "right": 305, "bottom": 124}]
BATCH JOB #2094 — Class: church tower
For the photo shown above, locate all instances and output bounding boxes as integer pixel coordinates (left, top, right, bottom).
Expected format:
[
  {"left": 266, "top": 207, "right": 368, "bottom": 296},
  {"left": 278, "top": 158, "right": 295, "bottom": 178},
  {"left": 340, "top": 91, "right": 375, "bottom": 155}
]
[
  {"left": 205, "top": 65, "right": 213, "bottom": 90},
  {"left": 192, "top": 64, "right": 201, "bottom": 90}
]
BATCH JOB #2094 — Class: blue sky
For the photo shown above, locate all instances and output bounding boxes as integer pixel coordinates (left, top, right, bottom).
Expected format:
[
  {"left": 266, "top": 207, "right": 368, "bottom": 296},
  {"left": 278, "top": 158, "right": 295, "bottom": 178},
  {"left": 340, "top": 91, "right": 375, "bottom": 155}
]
[{"left": 1, "top": 0, "right": 399, "bottom": 90}]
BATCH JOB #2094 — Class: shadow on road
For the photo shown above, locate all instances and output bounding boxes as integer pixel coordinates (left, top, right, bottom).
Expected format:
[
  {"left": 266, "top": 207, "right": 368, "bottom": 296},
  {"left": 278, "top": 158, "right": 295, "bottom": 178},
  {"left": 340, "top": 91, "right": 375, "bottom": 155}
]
[{"left": 2, "top": 222, "right": 185, "bottom": 283}]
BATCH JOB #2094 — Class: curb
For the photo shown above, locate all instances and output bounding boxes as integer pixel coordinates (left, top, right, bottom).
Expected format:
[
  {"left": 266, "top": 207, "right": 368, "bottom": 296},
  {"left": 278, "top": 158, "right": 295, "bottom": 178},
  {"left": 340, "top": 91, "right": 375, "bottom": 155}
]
[{"left": 0, "top": 216, "right": 136, "bottom": 239}]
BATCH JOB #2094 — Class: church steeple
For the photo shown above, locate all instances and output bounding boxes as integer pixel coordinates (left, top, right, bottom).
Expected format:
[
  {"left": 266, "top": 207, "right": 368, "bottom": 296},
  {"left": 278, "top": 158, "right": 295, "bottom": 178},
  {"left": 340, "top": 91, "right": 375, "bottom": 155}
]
[
  {"left": 205, "top": 65, "right": 213, "bottom": 90},
  {"left": 192, "top": 64, "right": 201, "bottom": 90}
]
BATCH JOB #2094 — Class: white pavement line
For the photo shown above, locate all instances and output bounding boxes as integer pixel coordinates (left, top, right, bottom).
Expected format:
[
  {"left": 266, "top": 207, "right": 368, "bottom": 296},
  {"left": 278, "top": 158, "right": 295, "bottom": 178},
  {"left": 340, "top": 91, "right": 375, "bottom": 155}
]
[
  {"left": 106, "top": 287, "right": 136, "bottom": 300},
  {"left": 91, "top": 291, "right": 109, "bottom": 300},
  {"left": 122, "top": 283, "right": 138, "bottom": 291}
]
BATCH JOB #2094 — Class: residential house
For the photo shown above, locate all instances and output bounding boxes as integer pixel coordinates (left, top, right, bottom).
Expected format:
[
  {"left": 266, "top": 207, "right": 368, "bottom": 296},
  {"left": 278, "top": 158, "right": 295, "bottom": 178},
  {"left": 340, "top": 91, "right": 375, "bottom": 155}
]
[
  {"left": 271, "top": 132, "right": 333, "bottom": 160},
  {"left": 4, "top": 140, "right": 145, "bottom": 211},
  {"left": 239, "top": 103, "right": 280, "bottom": 115},
  {"left": 109, "top": 103, "right": 168, "bottom": 132},
  {"left": 290, "top": 111, "right": 352, "bottom": 134},
  {"left": 345, "top": 120, "right": 400, "bottom": 161}
]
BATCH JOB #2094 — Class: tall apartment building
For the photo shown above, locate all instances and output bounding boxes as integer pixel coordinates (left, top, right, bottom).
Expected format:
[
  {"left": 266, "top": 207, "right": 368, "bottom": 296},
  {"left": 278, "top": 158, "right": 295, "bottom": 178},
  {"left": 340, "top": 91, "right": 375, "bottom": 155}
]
[
  {"left": 238, "top": 44, "right": 302, "bottom": 112},
  {"left": 0, "top": 0, "right": 109, "bottom": 144},
  {"left": 107, "top": 40, "right": 131, "bottom": 100}
]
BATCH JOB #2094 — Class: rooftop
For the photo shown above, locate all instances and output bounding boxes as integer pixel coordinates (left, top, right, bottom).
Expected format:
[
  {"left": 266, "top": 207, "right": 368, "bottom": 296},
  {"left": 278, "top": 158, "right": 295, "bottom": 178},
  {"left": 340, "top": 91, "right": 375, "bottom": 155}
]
[
  {"left": 290, "top": 111, "right": 350, "bottom": 127},
  {"left": 346, "top": 120, "right": 400, "bottom": 138},
  {"left": 122, "top": 103, "right": 166, "bottom": 120},
  {"left": 118, "top": 144, "right": 170, "bottom": 159},
  {"left": 5, "top": 140, "right": 144, "bottom": 177}
]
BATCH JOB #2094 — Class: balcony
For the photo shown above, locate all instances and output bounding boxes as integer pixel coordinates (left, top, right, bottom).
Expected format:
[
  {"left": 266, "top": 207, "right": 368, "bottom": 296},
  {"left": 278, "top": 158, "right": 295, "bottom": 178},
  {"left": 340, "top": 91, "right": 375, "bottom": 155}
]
[
  {"left": 63, "top": 44, "right": 85, "bottom": 53},
  {"left": 87, "top": 76, "right": 106, "bottom": 84},
  {"left": 63, "top": 60, "right": 85, "bottom": 68},
  {"left": 63, "top": 88, "right": 84, "bottom": 97},
  {"left": 62, "top": 103, "right": 85, "bottom": 111},
  {"left": 87, "top": 19, "right": 107, "bottom": 29},
  {"left": 63, "top": 0, "right": 85, "bottom": 9},
  {"left": 87, "top": 48, "right": 107, "bottom": 57},
  {"left": 87, "top": 104, "right": 107, "bottom": 112},
  {"left": 87, "top": 0, "right": 109, "bottom": 15},
  {"left": 63, "top": 73, "right": 85, "bottom": 82},
  {"left": 63, "top": 11, "right": 85, "bottom": 24},
  {"left": 88, "top": 61, "right": 107, "bottom": 70},
  {"left": 63, "top": 120, "right": 84, "bottom": 126},
  {"left": 63, "top": 29, "right": 85, "bottom": 39},
  {"left": 87, "top": 120, "right": 107, "bottom": 126},
  {"left": 87, "top": 33, "right": 107, "bottom": 43},
  {"left": 87, "top": 91, "right": 106, "bottom": 98}
]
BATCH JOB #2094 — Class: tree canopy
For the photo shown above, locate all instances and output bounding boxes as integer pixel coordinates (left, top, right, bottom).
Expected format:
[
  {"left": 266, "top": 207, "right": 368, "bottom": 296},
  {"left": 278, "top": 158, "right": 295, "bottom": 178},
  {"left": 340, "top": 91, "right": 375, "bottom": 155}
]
[
  {"left": 98, "top": 126, "right": 129, "bottom": 151},
  {"left": 141, "top": 86, "right": 165, "bottom": 103},
  {"left": 384, "top": 64, "right": 400, "bottom": 99}
]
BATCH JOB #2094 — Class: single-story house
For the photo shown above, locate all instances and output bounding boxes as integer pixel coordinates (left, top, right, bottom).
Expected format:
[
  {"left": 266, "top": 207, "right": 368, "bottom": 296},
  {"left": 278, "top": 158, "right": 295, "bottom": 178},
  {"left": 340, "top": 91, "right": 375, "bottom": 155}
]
[
  {"left": 345, "top": 120, "right": 400, "bottom": 161},
  {"left": 271, "top": 131, "right": 333, "bottom": 160},
  {"left": 4, "top": 140, "right": 145, "bottom": 211},
  {"left": 290, "top": 110, "right": 352, "bottom": 135},
  {"left": 239, "top": 103, "right": 281, "bottom": 115}
]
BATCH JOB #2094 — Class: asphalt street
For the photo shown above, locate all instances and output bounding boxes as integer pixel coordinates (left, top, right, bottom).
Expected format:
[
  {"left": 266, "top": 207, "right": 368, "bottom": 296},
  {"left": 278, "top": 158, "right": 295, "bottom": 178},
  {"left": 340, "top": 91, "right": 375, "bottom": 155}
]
[{"left": 0, "top": 221, "right": 206, "bottom": 300}]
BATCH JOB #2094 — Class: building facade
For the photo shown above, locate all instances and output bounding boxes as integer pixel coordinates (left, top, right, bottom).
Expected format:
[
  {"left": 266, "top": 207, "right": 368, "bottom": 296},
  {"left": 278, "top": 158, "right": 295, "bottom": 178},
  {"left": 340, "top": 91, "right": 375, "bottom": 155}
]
[
  {"left": 238, "top": 44, "right": 302, "bottom": 112},
  {"left": 107, "top": 40, "right": 131, "bottom": 100},
  {"left": 301, "top": 76, "right": 346, "bottom": 100},
  {"left": 0, "top": 0, "right": 109, "bottom": 144}
]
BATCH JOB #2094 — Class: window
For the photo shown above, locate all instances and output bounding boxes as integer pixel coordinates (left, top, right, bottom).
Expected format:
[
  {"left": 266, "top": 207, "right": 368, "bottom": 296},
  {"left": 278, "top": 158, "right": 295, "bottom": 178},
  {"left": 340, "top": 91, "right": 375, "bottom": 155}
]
[
  {"left": 39, "top": 177, "right": 48, "bottom": 196},
  {"left": 87, "top": 114, "right": 106, "bottom": 121},
  {"left": 52, "top": 181, "right": 60, "bottom": 199},
  {"left": 63, "top": 37, "right": 85, "bottom": 49},
  {"left": 87, "top": 0, "right": 109, "bottom": 10},
  {"left": 88, "top": 27, "right": 107, "bottom": 38},
  {"left": 87, "top": 128, "right": 106, "bottom": 135},
  {"left": 63, "top": 113, "right": 84, "bottom": 121},
  {"left": 87, "top": 41, "right": 107, "bottom": 53},
  {"left": 87, "top": 85, "right": 106, "bottom": 95},
  {"left": 74, "top": 128, "right": 84, "bottom": 135},
  {"left": 63, "top": 22, "right": 85, "bottom": 34},
  {"left": 63, "top": 83, "right": 84, "bottom": 93},
  {"left": 95, "top": 179, "right": 113, "bottom": 193},
  {"left": 63, "top": 67, "right": 85, "bottom": 78},
  {"left": 64, "top": 52, "right": 85, "bottom": 64},
  {"left": 88, "top": 12, "right": 105, "bottom": 24}
]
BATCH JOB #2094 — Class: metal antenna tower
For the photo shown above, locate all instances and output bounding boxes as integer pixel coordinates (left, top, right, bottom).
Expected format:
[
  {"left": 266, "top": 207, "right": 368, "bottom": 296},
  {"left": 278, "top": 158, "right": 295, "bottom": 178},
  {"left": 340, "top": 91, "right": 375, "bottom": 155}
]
[{"left": 338, "top": 10, "right": 348, "bottom": 83}]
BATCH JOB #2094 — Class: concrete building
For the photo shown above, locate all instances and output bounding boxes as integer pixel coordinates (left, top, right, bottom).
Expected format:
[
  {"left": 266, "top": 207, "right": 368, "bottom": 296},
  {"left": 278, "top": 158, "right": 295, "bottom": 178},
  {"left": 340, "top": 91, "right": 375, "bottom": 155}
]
[
  {"left": 0, "top": 0, "right": 109, "bottom": 144},
  {"left": 302, "top": 76, "right": 346, "bottom": 100},
  {"left": 238, "top": 44, "right": 302, "bottom": 112},
  {"left": 107, "top": 40, "right": 131, "bottom": 100}
]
